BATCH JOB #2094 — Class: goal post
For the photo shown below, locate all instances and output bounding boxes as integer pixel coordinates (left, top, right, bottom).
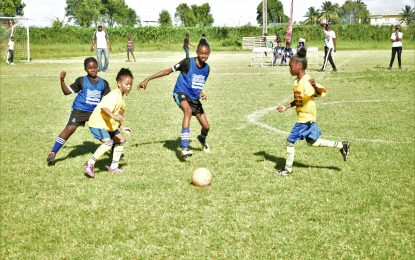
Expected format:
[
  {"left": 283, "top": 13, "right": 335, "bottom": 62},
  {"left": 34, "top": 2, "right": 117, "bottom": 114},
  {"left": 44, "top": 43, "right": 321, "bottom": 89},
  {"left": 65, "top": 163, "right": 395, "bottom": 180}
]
[{"left": 0, "top": 17, "right": 30, "bottom": 63}]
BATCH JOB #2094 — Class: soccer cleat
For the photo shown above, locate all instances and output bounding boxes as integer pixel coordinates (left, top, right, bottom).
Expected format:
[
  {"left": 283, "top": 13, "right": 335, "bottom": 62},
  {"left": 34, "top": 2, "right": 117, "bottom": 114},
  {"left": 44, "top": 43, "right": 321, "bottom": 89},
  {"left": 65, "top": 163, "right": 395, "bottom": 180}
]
[
  {"left": 340, "top": 141, "right": 350, "bottom": 161},
  {"left": 332, "top": 68, "right": 337, "bottom": 72},
  {"left": 84, "top": 161, "right": 95, "bottom": 178},
  {"left": 47, "top": 152, "right": 56, "bottom": 166},
  {"left": 181, "top": 148, "right": 193, "bottom": 158},
  {"left": 197, "top": 135, "right": 211, "bottom": 153},
  {"left": 10, "top": 62, "right": 15, "bottom": 65},
  {"left": 318, "top": 68, "right": 326, "bottom": 72},
  {"left": 275, "top": 167, "right": 293, "bottom": 177},
  {"left": 387, "top": 67, "right": 392, "bottom": 70},
  {"left": 108, "top": 167, "right": 123, "bottom": 173}
]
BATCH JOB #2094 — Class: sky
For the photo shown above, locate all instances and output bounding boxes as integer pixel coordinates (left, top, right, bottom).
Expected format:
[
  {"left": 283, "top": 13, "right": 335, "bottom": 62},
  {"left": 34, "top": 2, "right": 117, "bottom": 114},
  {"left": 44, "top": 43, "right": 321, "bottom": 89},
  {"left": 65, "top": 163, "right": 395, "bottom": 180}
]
[{"left": 22, "top": 0, "right": 414, "bottom": 27}]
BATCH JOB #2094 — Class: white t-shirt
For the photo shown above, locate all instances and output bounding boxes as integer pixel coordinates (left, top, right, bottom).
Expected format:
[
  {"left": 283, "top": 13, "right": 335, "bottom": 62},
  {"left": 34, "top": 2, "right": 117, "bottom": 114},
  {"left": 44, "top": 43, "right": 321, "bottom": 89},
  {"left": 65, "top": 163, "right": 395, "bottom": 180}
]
[
  {"left": 323, "top": 29, "right": 336, "bottom": 49},
  {"left": 391, "top": 32, "right": 403, "bottom": 47},
  {"left": 95, "top": 30, "right": 108, "bottom": 49},
  {"left": 8, "top": 40, "right": 14, "bottom": 51}
]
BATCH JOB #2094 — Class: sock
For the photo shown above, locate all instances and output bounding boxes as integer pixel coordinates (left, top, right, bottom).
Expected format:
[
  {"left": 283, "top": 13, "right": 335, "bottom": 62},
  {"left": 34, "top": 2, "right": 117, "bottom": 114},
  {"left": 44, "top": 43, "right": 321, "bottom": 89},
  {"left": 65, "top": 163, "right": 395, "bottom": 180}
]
[
  {"left": 88, "top": 141, "right": 113, "bottom": 165},
  {"left": 285, "top": 145, "right": 295, "bottom": 171},
  {"left": 312, "top": 139, "right": 342, "bottom": 149},
  {"left": 51, "top": 137, "right": 66, "bottom": 154},
  {"left": 181, "top": 128, "right": 190, "bottom": 149},
  {"left": 110, "top": 143, "right": 125, "bottom": 169}
]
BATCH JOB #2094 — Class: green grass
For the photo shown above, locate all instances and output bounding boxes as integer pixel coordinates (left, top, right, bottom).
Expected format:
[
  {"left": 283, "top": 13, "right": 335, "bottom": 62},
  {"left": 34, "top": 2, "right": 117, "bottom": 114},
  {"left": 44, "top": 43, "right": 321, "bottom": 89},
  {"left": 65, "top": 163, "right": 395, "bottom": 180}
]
[{"left": 1, "top": 50, "right": 414, "bottom": 258}]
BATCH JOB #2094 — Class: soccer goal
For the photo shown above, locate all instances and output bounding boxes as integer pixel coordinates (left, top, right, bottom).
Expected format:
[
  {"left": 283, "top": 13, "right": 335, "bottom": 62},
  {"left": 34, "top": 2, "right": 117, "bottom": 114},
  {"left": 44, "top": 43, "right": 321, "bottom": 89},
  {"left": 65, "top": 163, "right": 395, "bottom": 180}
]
[{"left": 0, "top": 17, "right": 30, "bottom": 63}]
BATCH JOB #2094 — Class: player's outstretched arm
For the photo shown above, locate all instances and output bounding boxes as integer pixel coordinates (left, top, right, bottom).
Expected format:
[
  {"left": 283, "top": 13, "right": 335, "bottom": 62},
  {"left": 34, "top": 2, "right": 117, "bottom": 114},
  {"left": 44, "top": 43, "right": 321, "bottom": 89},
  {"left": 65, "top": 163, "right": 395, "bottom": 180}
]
[
  {"left": 60, "top": 71, "right": 72, "bottom": 95},
  {"left": 102, "top": 107, "right": 124, "bottom": 123},
  {"left": 138, "top": 67, "right": 174, "bottom": 90},
  {"left": 277, "top": 101, "right": 294, "bottom": 112}
]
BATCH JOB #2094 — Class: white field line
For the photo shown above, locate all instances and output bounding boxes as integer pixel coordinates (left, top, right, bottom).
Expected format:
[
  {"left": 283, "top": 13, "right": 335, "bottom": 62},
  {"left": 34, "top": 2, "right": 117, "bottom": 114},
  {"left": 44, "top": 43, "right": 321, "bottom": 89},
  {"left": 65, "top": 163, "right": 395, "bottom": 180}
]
[{"left": 244, "top": 99, "right": 411, "bottom": 144}]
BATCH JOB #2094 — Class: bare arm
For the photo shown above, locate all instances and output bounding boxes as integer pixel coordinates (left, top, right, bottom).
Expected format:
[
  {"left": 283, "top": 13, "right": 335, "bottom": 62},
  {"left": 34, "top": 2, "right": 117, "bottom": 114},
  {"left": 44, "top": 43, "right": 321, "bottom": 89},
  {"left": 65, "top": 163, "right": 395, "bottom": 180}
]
[
  {"left": 106, "top": 35, "right": 112, "bottom": 51},
  {"left": 138, "top": 67, "right": 174, "bottom": 90},
  {"left": 101, "top": 107, "right": 124, "bottom": 123},
  {"left": 277, "top": 101, "right": 295, "bottom": 112},
  {"left": 333, "top": 37, "right": 336, "bottom": 52},
  {"left": 60, "top": 71, "right": 72, "bottom": 95},
  {"left": 91, "top": 35, "right": 96, "bottom": 51}
]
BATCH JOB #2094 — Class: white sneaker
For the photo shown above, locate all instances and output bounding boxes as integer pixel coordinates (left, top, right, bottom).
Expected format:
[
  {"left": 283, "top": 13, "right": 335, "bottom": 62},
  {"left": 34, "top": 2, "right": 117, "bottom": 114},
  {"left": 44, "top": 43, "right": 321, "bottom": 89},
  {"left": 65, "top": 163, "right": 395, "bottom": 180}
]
[
  {"left": 180, "top": 148, "right": 193, "bottom": 158},
  {"left": 10, "top": 62, "right": 15, "bottom": 65},
  {"left": 5, "top": 60, "right": 10, "bottom": 64},
  {"left": 197, "top": 135, "right": 211, "bottom": 153}
]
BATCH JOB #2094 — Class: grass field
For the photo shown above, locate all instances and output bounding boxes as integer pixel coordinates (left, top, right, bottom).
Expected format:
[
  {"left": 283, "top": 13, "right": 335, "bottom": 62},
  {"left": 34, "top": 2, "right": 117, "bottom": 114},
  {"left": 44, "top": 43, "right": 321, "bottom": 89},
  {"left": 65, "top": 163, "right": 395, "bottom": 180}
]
[{"left": 1, "top": 49, "right": 414, "bottom": 258}]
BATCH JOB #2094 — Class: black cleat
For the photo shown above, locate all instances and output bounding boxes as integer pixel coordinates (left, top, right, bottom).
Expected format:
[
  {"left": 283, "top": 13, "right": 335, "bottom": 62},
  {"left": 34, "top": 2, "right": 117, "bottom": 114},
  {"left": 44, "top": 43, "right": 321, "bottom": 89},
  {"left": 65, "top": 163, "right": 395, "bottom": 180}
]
[
  {"left": 340, "top": 141, "right": 350, "bottom": 161},
  {"left": 47, "top": 152, "right": 56, "bottom": 166}
]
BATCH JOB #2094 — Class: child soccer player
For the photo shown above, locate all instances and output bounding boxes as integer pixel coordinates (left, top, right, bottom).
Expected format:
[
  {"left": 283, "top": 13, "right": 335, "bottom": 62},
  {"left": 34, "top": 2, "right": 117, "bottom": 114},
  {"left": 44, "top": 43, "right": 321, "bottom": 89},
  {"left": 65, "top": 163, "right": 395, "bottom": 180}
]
[
  {"left": 275, "top": 48, "right": 350, "bottom": 176},
  {"left": 47, "top": 57, "right": 110, "bottom": 166},
  {"left": 138, "top": 39, "right": 211, "bottom": 158},
  {"left": 84, "top": 68, "right": 133, "bottom": 178}
]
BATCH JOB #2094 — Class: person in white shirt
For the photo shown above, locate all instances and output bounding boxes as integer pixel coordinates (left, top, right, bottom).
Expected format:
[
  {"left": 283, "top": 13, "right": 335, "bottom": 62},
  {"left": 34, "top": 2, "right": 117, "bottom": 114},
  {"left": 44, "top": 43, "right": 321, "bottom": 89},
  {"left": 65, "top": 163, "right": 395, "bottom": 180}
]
[
  {"left": 320, "top": 22, "right": 337, "bottom": 72},
  {"left": 6, "top": 36, "right": 15, "bottom": 65},
  {"left": 91, "top": 24, "right": 111, "bottom": 72},
  {"left": 388, "top": 24, "right": 403, "bottom": 70}
]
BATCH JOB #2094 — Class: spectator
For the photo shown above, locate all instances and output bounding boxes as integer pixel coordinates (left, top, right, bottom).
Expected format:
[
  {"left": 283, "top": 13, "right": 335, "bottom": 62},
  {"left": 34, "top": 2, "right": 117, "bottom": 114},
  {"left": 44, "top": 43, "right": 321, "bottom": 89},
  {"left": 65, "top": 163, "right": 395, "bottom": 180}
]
[
  {"left": 91, "top": 24, "right": 112, "bottom": 72},
  {"left": 388, "top": 24, "right": 403, "bottom": 70}
]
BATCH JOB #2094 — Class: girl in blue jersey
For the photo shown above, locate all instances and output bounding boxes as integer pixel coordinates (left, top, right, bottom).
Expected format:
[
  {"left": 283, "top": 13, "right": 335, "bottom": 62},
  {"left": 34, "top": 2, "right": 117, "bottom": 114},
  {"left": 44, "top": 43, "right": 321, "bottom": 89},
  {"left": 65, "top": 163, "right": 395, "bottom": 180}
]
[
  {"left": 47, "top": 57, "right": 111, "bottom": 166},
  {"left": 139, "top": 39, "right": 211, "bottom": 158}
]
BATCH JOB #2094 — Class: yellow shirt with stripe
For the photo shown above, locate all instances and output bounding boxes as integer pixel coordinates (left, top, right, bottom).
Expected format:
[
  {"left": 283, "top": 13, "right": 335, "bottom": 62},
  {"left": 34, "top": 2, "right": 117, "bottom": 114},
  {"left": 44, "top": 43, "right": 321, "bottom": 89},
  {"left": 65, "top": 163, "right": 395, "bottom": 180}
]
[
  {"left": 293, "top": 74, "right": 326, "bottom": 123},
  {"left": 88, "top": 88, "right": 125, "bottom": 131}
]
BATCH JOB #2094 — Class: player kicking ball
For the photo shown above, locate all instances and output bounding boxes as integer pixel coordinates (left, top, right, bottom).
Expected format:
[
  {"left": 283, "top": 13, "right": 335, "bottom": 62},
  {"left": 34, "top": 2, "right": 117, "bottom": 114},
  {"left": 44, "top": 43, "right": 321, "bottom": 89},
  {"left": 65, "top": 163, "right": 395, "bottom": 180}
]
[
  {"left": 138, "top": 39, "right": 211, "bottom": 159},
  {"left": 276, "top": 48, "right": 350, "bottom": 176}
]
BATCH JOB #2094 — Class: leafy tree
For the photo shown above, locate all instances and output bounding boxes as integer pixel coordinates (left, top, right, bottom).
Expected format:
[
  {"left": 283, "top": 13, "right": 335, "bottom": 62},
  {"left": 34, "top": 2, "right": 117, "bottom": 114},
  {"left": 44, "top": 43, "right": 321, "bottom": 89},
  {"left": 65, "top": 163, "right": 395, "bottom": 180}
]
[
  {"left": 158, "top": 9, "right": 172, "bottom": 27},
  {"left": 400, "top": 5, "right": 415, "bottom": 25},
  {"left": 339, "top": 0, "right": 369, "bottom": 24},
  {"left": 304, "top": 7, "right": 320, "bottom": 25},
  {"left": 256, "top": 0, "right": 288, "bottom": 25},
  {"left": 174, "top": 3, "right": 196, "bottom": 26},
  {"left": 65, "top": 0, "right": 101, "bottom": 27},
  {"left": 100, "top": 0, "right": 139, "bottom": 27},
  {"left": 0, "top": 0, "right": 25, "bottom": 17},
  {"left": 191, "top": 3, "right": 214, "bottom": 26},
  {"left": 320, "top": 1, "right": 340, "bottom": 23}
]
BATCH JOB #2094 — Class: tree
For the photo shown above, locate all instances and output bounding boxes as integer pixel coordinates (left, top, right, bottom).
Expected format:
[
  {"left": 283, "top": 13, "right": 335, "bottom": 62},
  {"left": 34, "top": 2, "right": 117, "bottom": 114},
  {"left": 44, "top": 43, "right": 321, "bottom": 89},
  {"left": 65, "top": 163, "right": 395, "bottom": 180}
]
[
  {"left": 304, "top": 7, "right": 320, "bottom": 25},
  {"left": 256, "top": 0, "right": 288, "bottom": 25},
  {"left": 400, "top": 5, "right": 415, "bottom": 26},
  {"left": 339, "top": 0, "right": 369, "bottom": 24},
  {"left": 175, "top": 3, "right": 196, "bottom": 26},
  {"left": 0, "top": 0, "right": 25, "bottom": 17},
  {"left": 100, "top": 0, "right": 139, "bottom": 27},
  {"left": 191, "top": 3, "right": 214, "bottom": 26},
  {"left": 66, "top": 0, "right": 102, "bottom": 27},
  {"left": 158, "top": 9, "right": 172, "bottom": 27},
  {"left": 320, "top": 1, "right": 340, "bottom": 23}
]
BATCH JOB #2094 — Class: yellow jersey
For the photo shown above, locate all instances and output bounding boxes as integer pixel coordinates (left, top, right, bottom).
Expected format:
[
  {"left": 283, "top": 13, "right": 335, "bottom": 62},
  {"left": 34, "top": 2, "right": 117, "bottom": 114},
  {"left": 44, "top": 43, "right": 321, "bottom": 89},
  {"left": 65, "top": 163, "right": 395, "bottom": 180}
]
[
  {"left": 292, "top": 74, "right": 326, "bottom": 123},
  {"left": 88, "top": 88, "right": 125, "bottom": 131}
]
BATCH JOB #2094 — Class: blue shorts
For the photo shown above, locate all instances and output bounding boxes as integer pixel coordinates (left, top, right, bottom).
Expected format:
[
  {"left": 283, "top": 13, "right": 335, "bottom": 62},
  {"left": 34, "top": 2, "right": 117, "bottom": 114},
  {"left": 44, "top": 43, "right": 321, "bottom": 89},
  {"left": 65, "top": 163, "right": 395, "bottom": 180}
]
[
  {"left": 287, "top": 122, "right": 321, "bottom": 144},
  {"left": 90, "top": 127, "right": 120, "bottom": 140}
]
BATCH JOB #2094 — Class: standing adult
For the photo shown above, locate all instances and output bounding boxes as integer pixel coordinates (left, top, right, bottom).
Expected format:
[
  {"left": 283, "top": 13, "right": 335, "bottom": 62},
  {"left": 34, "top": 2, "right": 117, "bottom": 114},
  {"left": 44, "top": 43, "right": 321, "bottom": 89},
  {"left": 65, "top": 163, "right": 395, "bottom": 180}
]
[
  {"left": 183, "top": 32, "right": 193, "bottom": 58},
  {"left": 91, "top": 24, "right": 111, "bottom": 72},
  {"left": 320, "top": 22, "right": 337, "bottom": 72},
  {"left": 388, "top": 24, "right": 403, "bottom": 70}
]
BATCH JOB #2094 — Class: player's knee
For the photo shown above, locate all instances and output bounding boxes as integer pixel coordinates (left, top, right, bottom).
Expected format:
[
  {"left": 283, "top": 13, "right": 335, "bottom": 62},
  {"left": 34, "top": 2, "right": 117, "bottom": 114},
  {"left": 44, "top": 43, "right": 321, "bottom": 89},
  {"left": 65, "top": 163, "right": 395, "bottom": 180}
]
[
  {"left": 116, "top": 139, "right": 126, "bottom": 146},
  {"left": 102, "top": 139, "right": 113, "bottom": 146},
  {"left": 286, "top": 141, "right": 294, "bottom": 147}
]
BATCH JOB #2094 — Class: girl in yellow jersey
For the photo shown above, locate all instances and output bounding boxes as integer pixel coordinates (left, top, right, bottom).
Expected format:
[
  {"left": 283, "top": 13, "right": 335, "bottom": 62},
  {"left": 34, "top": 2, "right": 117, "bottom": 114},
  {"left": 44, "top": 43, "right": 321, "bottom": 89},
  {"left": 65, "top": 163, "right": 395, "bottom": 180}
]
[
  {"left": 276, "top": 48, "right": 350, "bottom": 176},
  {"left": 84, "top": 68, "right": 133, "bottom": 178}
]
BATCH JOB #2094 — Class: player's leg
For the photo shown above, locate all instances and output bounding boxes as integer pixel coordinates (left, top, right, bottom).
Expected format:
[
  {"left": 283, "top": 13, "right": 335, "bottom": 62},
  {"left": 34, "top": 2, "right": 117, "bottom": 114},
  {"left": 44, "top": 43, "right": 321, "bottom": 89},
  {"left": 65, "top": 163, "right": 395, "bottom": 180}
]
[
  {"left": 127, "top": 48, "right": 130, "bottom": 61},
  {"left": 389, "top": 47, "right": 397, "bottom": 69},
  {"left": 305, "top": 122, "right": 350, "bottom": 161},
  {"left": 276, "top": 123, "right": 303, "bottom": 176},
  {"left": 96, "top": 48, "right": 103, "bottom": 71},
  {"left": 328, "top": 49, "right": 336, "bottom": 71},
  {"left": 321, "top": 46, "right": 330, "bottom": 71},
  {"left": 397, "top": 47, "right": 402, "bottom": 68},
  {"left": 108, "top": 132, "right": 125, "bottom": 173},
  {"left": 131, "top": 49, "right": 136, "bottom": 62},
  {"left": 173, "top": 93, "right": 193, "bottom": 157},
  {"left": 85, "top": 128, "right": 114, "bottom": 178},
  {"left": 103, "top": 48, "right": 109, "bottom": 71},
  {"left": 195, "top": 113, "right": 210, "bottom": 153}
]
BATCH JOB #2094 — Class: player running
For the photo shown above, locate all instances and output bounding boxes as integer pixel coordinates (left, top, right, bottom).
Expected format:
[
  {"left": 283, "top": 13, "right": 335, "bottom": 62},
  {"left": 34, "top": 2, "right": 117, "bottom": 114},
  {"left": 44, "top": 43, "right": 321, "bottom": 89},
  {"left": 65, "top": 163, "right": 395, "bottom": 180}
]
[
  {"left": 275, "top": 48, "right": 350, "bottom": 176},
  {"left": 138, "top": 39, "right": 211, "bottom": 158}
]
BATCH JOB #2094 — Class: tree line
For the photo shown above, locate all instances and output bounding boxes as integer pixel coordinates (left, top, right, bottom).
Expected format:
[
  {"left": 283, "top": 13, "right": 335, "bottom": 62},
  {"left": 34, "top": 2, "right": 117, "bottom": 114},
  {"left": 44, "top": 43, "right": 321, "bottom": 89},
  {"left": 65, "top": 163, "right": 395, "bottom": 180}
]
[{"left": 1, "top": 0, "right": 414, "bottom": 27}]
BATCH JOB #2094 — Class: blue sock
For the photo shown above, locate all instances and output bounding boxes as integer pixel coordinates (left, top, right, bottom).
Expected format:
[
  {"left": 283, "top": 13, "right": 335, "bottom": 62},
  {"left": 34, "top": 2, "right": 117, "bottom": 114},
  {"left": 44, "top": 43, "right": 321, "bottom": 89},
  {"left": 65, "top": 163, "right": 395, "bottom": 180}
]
[
  {"left": 181, "top": 128, "right": 190, "bottom": 149},
  {"left": 51, "top": 137, "right": 66, "bottom": 153},
  {"left": 198, "top": 134, "right": 206, "bottom": 143}
]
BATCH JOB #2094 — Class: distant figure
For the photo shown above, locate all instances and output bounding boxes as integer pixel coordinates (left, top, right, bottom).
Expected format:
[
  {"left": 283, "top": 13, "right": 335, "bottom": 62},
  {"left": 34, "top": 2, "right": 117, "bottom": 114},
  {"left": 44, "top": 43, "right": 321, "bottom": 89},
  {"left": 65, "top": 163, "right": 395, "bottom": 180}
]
[
  {"left": 183, "top": 32, "right": 194, "bottom": 58},
  {"left": 127, "top": 35, "right": 136, "bottom": 62},
  {"left": 6, "top": 36, "right": 14, "bottom": 65},
  {"left": 296, "top": 38, "right": 307, "bottom": 56},
  {"left": 91, "top": 24, "right": 112, "bottom": 72},
  {"left": 281, "top": 42, "right": 293, "bottom": 66},
  {"left": 272, "top": 41, "right": 283, "bottom": 66},
  {"left": 388, "top": 24, "right": 403, "bottom": 70},
  {"left": 274, "top": 33, "right": 282, "bottom": 45},
  {"left": 320, "top": 22, "right": 337, "bottom": 72}
]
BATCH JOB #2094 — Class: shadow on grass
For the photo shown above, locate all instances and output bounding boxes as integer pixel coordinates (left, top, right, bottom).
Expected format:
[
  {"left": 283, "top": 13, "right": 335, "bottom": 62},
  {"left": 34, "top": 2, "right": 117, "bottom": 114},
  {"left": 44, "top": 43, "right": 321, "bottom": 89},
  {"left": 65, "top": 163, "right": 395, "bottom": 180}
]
[
  {"left": 254, "top": 151, "right": 341, "bottom": 171},
  {"left": 134, "top": 138, "right": 198, "bottom": 162}
]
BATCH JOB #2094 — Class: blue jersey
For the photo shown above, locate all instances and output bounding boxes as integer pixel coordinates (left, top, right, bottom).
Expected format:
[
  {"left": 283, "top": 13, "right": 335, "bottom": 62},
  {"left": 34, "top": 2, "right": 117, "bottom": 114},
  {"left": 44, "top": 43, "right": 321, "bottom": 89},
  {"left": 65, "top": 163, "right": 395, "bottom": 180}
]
[
  {"left": 71, "top": 76, "right": 108, "bottom": 112},
  {"left": 172, "top": 58, "right": 210, "bottom": 100}
]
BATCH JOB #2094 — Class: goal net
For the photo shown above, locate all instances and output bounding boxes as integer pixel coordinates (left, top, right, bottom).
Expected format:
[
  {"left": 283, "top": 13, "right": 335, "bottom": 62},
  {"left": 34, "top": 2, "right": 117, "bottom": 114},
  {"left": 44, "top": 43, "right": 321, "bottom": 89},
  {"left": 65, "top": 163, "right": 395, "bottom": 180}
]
[{"left": 0, "top": 17, "right": 30, "bottom": 63}]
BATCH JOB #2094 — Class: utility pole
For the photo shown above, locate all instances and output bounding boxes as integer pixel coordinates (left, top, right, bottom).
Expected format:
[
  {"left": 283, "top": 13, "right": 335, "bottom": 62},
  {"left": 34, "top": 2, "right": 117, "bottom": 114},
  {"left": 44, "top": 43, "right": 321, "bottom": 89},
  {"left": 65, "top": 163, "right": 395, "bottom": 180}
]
[{"left": 262, "top": 0, "right": 267, "bottom": 36}]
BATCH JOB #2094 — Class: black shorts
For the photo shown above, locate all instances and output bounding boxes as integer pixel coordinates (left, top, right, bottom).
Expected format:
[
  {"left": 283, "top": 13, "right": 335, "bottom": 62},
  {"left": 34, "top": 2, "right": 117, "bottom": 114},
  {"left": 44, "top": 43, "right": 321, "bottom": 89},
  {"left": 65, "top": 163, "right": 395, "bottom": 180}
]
[
  {"left": 173, "top": 92, "right": 204, "bottom": 116},
  {"left": 67, "top": 109, "right": 92, "bottom": 126}
]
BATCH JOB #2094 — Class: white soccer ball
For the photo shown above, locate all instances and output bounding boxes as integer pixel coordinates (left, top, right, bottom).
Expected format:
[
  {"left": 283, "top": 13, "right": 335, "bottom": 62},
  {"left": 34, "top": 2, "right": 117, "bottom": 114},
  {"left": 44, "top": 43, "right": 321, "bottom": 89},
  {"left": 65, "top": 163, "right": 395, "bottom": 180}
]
[{"left": 192, "top": 167, "right": 212, "bottom": 187}]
